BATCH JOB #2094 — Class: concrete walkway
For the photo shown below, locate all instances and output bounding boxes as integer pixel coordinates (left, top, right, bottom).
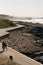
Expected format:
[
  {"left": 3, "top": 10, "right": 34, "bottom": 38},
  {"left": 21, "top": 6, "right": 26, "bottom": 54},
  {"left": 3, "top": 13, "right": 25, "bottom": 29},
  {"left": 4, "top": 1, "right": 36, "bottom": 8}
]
[
  {"left": 0, "top": 43, "right": 3, "bottom": 52},
  {"left": 0, "top": 43, "right": 42, "bottom": 65},
  {"left": 0, "top": 24, "right": 24, "bottom": 37}
]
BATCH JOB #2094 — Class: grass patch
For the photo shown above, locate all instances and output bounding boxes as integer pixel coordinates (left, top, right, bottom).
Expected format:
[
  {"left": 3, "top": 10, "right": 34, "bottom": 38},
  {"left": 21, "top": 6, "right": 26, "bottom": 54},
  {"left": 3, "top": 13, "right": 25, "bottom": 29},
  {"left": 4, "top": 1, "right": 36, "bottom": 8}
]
[{"left": 0, "top": 19, "right": 15, "bottom": 28}]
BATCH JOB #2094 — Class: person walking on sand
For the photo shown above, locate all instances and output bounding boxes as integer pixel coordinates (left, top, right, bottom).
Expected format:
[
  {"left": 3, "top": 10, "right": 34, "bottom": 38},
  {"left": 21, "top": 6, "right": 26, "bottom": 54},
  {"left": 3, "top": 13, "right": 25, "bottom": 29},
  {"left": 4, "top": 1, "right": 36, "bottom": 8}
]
[{"left": 2, "top": 41, "right": 7, "bottom": 51}]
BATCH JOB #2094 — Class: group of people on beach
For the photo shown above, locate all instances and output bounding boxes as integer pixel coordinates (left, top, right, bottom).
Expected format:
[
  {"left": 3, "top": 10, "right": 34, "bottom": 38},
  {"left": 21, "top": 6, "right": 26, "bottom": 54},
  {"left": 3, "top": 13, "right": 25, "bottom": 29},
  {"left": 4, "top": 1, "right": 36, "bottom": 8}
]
[{"left": 2, "top": 41, "right": 7, "bottom": 51}]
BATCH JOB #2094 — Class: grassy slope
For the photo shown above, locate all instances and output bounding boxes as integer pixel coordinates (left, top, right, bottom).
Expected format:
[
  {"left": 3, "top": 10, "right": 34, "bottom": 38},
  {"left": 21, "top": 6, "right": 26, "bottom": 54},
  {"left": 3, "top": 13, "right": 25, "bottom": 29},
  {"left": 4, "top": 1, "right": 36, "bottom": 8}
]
[{"left": 0, "top": 19, "right": 14, "bottom": 28}]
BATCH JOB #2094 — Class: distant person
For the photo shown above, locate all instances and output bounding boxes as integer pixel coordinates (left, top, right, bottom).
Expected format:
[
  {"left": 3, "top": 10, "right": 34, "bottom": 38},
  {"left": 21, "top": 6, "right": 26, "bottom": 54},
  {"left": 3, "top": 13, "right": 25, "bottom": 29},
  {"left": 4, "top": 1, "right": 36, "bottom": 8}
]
[{"left": 2, "top": 41, "right": 7, "bottom": 51}]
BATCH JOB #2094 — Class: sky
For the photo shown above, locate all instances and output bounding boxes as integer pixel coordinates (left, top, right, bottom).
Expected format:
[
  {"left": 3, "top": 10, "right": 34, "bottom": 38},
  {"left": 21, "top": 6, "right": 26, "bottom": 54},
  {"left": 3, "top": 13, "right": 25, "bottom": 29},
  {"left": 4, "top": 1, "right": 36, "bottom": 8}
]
[{"left": 0, "top": 0, "right": 43, "bottom": 17}]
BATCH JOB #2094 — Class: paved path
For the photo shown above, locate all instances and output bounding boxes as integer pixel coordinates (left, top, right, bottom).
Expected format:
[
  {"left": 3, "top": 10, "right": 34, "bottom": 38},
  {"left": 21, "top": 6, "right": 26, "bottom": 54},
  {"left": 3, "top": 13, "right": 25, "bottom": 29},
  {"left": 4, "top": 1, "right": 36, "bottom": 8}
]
[
  {"left": 0, "top": 43, "right": 42, "bottom": 65},
  {"left": 0, "top": 24, "right": 24, "bottom": 37},
  {"left": 0, "top": 43, "right": 3, "bottom": 52}
]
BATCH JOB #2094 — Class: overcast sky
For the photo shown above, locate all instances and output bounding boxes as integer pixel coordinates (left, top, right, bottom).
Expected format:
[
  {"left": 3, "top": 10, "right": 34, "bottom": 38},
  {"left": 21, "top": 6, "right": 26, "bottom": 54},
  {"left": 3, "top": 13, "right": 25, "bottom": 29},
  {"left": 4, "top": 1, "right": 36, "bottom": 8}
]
[{"left": 0, "top": 0, "right": 43, "bottom": 17}]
